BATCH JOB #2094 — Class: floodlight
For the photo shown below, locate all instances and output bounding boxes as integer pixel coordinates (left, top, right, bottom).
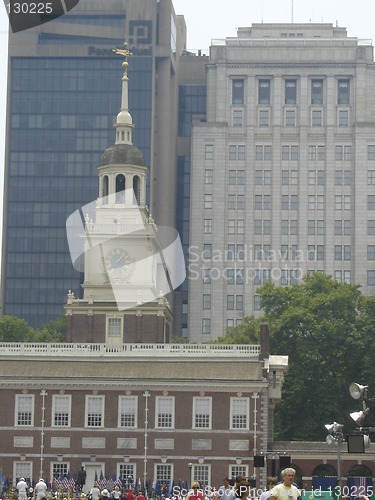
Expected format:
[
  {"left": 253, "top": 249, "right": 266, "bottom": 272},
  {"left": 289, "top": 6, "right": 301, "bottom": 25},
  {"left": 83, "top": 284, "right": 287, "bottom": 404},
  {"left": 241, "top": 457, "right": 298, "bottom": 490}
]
[
  {"left": 350, "top": 410, "right": 369, "bottom": 426},
  {"left": 349, "top": 383, "right": 368, "bottom": 400}
]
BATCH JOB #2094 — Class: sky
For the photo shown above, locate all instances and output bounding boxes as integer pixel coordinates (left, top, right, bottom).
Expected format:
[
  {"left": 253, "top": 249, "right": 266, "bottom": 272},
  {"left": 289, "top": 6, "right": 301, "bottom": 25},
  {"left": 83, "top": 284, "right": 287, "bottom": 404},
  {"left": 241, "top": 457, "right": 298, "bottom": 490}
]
[{"left": 0, "top": 0, "right": 374, "bottom": 253}]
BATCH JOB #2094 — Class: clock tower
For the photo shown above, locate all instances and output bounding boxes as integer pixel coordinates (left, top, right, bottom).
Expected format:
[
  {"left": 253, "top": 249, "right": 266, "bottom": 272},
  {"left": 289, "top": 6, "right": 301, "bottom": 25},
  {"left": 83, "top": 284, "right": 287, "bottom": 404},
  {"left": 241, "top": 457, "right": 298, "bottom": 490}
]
[{"left": 65, "top": 45, "right": 173, "bottom": 345}]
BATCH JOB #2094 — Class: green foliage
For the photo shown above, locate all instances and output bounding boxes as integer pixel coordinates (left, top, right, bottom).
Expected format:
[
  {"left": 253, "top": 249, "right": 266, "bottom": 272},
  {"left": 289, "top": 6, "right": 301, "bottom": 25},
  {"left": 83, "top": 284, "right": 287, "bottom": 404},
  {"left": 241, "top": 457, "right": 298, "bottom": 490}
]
[
  {"left": 210, "top": 316, "right": 262, "bottom": 344},
  {"left": 0, "top": 315, "right": 37, "bottom": 342},
  {"left": 216, "top": 273, "right": 375, "bottom": 441},
  {"left": 37, "top": 314, "right": 67, "bottom": 342},
  {"left": 0, "top": 314, "right": 66, "bottom": 343}
]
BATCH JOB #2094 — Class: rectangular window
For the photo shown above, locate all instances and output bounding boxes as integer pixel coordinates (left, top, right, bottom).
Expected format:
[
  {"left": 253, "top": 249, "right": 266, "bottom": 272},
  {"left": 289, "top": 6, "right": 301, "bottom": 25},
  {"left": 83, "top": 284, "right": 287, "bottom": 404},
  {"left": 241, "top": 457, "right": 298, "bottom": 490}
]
[
  {"left": 238, "top": 146, "right": 245, "bottom": 160},
  {"left": 255, "top": 145, "right": 272, "bottom": 160},
  {"left": 15, "top": 395, "right": 34, "bottom": 427},
  {"left": 230, "top": 397, "right": 249, "bottom": 429},
  {"left": 203, "top": 294, "right": 211, "bottom": 309},
  {"left": 368, "top": 171, "right": 375, "bottom": 185},
  {"left": 368, "top": 220, "right": 375, "bottom": 235},
  {"left": 52, "top": 463, "right": 68, "bottom": 480},
  {"left": 338, "top": 79, "right": 350, "bottom": 104},
  {"left": 205, "top": 144, "right": 214, "bottom": 159},
  {"left": 338, "top": 110, "right": 349, "bottom": 127},
  {"left": 119, "top": 464, "right": 135, "bottom": 484},
  {"left": 193, "top": 465, "right": 210, "bottom": 486},
  {"left": 229, "top": 195, "right": 237, "bottom": 210},
  {"left": 259, "top": 109, "right": 269, "bottom": 127},
  {"left": 227, "top": 295, "right": 234, "bottom": 310},
  {"left": 311, "top": 79, "right": 323, "bottom": 104},
  {"left": 52, "top": 395, "right": 71, "bottom": 427},
  {"left": 202, "top": 318, "right": 211, "bottom": 334},
  {"left": 368, "top": 145, "right": 375, "bottom": 160},
  {"left": 254, "top": 295, "right": 261, "bottom": 311},
  {"left": 232, "top": 79, "right": 244, "bottom": 104},
  {"left": 204, "top": 169, "right": 213, "bottom": 184},
  {"left": 285, "top": 110, "right": 296, "bottom": 127},
  {"left": 229, "top": 145, "right": 237, "bottom": 160},
  {"left": 233, "top": 109, "right": 243, "bottom": 128},
  {"left": 282, "top": 145, "right": 299, "bottom": 160},
  {"left": 193, "top": 397, "right": 212, "bottom": 429},
  {"left": 204, "top": 219, "right": 212, "bottom": 233},
  {"left": 369, "top": 196, "right": 375, "bottom": 210},
  {"left": 368, "top": 246, "right": 375, "bottom": 260},
  {"left": 202, "top": 269, "right": 211, "bottom": 284},
  {"left": 368, "top": 271, "right": 375, "bottom": 285},
  {"left": 236, "top": 295, "right": 243, "bottom": 311},
  {"left": 204, "top": 194, "right": 213, "bottom": 209},
  {"left": 312, "top": 110, "right": 322, "bottom": 127},
  {"left": 203, "top": 244, "right": 212, "bottom": 260},
  {"left": 285, "top": 79, "right": 297, "bottom": 104},
  {"left": 335, "top": 170, "right": 352, "bottom": 186},
  {"left": 119, "top": 396, "right": 137, "bottom": 428},
  {"left": 86, "top": 395, "right": 104, "bottom": 427},
  {"left": 156, "top": 396, "right": 174, "bottom": 429},
  {"left": 156, "top": 464, "right": 172, "bottom": 483},
  {"left": 107, "top": 317, "right": 122, "bottom": 337},
  {"left": 258, "top": 79, "right": 271, "bottom": 104}
]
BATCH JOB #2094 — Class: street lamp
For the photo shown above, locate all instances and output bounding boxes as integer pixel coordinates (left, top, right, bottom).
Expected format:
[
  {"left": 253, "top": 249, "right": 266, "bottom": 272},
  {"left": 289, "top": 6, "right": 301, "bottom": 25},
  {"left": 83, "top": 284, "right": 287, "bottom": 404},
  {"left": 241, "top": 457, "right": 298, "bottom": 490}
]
[
  {"left": 324, "top": 421, "right": 344, "bottom": 488},
  {"left": 188, "top": 463, "right": 193, "bottom": 487},
  {"left": 40, "top": 390, "right": 47, "bottom": 479},
  {"left": 349, "top": 381, "right": 371, "bottom": 449}
]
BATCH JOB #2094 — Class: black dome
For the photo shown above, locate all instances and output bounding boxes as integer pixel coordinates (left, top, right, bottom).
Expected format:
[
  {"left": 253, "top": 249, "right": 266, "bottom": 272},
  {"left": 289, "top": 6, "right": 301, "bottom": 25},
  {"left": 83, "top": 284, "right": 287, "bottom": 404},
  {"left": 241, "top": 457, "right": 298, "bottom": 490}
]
[{"left": 99, "top": 143, "right": 146, "bottom": 167}]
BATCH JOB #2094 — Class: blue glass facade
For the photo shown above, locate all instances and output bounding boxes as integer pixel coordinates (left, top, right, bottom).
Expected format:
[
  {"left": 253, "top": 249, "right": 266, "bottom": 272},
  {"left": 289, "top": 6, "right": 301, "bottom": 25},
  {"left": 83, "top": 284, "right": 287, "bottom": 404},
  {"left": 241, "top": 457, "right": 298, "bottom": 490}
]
[
  {"left": 4, "top": 56, "right": 152, "bottom": 327},
  {"left": 175, "top": 84, "right": 206, "bottom": 337}
]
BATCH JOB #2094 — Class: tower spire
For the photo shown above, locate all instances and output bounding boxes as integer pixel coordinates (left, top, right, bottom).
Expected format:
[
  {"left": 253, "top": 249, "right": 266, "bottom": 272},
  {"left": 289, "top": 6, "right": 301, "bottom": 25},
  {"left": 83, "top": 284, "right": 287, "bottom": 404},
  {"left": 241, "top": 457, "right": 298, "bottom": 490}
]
[{"left": 112, "top": 43, "right": 134, "bottom": 145}]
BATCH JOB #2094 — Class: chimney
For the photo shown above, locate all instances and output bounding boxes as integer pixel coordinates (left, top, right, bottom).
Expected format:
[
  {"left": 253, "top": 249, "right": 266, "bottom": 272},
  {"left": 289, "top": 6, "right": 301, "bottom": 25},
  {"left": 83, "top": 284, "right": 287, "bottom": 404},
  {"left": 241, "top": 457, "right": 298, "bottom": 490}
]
[{"left": 259, "top": 323, "right": 269, "bottom": 360}]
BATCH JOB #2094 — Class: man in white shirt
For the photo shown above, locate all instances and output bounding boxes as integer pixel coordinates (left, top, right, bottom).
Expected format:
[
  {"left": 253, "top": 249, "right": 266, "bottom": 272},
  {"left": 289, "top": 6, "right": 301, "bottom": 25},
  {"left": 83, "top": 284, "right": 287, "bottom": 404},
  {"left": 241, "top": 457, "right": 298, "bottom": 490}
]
[
  {"left": 35, "top": 478, "right": 47, "bottom": 500},
  {"left": 17, "top": 478, "right": 28, "bottom": 500},
  {"left": 269, "top": 469, "right": 300, "bottom": 500}
]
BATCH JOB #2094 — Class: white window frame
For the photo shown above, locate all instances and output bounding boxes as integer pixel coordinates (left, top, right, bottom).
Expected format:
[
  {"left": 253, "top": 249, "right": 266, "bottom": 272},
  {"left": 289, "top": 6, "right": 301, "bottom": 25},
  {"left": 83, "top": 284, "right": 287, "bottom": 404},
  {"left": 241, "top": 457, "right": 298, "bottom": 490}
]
[
  {"left": 193, "top": 397, "right": 212, "bottom": 429},
  {"left": 118, "top": 463, "right": 136, "bottom": 483},
  {"left": 14, "top": 461, "right": 32, "bottom": 483},
  {"left": 230, "top": 397, "right": 249, "bottom": 430},
  {"left": 155, "top": 396, "right": 175, "bottom": 429},
  {"left": 15, "top": 394, "right": 34, "bottom": 427},
  {"left": 52, "top": 394, "right": 71, "bottom": 428},
  {"left": 106, "top": 316, "right": 123, "bottom": 341},
  {"left": 85, "top": 395, "right": 105, "bottom": 428},
  {"left": 118, "top": 395, "right": 138, "bottom": 429}
]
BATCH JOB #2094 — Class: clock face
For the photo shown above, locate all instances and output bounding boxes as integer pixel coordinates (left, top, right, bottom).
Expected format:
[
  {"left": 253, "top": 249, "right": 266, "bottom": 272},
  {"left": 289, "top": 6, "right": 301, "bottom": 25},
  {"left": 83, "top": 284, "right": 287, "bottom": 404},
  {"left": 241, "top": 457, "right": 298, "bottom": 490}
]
[{"left": 105, "top": 248, "right": 132, "bottom": 278}]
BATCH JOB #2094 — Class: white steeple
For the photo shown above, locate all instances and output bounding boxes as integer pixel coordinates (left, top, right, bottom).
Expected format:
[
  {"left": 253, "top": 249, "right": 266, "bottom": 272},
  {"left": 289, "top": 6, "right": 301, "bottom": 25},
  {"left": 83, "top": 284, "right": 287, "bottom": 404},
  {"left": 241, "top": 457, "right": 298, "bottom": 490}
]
[{"left": 113, "top": 43, "right": 134, "bottom": 146}]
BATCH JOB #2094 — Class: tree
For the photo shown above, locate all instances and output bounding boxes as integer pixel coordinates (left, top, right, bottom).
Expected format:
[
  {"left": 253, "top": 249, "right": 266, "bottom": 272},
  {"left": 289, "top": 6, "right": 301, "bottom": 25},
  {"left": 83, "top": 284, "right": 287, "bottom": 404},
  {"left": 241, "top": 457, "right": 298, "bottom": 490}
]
[
  {"left": 0, "top": 316, "right": 37, "bottom": 342},
  {"left": 36, "top": 314, "right": 67, "bottom": 342},
  {"left": 213, "top": 273, "right": 375, "bottom": 441},
  {"left": 259, "top": 273, "right": 368, "bottom": 440}
]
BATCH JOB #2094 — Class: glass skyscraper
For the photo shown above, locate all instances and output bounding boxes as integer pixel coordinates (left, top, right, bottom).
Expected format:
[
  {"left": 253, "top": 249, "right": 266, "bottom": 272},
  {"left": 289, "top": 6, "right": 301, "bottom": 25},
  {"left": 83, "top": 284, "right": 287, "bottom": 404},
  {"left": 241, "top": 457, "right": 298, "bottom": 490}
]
[{"left": 1, "top": 0, "right": 187, "bottom": 327}]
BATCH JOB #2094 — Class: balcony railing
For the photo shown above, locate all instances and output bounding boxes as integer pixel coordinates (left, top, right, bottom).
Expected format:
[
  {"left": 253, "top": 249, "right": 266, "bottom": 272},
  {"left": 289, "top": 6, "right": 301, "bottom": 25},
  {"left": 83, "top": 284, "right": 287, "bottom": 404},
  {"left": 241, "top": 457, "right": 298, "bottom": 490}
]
[{"left": 0, "top": 342, "right": 260, "bottom": 357}]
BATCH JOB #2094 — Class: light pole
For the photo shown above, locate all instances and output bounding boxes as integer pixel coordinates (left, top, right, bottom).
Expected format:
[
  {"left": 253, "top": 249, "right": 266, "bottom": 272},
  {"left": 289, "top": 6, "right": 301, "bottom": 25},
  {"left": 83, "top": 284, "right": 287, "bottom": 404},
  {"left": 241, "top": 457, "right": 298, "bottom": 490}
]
[
  {"left": 143, "top": 391, "right": 150, "bottom": 486},
  {"left": 324, "top": 422, "right": 344, "bottom": 488},
  {"left": 188, "top": 463, "right": 193, "bottom": 487},
  {"left": 40, "top": 390, "right": 47, "bottom": 479}
]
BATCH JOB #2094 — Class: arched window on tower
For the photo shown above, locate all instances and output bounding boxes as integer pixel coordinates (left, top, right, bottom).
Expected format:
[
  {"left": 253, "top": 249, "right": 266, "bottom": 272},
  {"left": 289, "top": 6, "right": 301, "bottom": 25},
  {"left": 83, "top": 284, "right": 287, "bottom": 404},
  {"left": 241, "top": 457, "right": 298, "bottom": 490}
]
[
  {"left": 102, "top": 175, "right": 109, "bottom": 205},
  {"left": 116, "top": 174, "right": 125, "bottom": 203},
  {"left": 133, "top": 175, "right": 141, "bottom": 205}
]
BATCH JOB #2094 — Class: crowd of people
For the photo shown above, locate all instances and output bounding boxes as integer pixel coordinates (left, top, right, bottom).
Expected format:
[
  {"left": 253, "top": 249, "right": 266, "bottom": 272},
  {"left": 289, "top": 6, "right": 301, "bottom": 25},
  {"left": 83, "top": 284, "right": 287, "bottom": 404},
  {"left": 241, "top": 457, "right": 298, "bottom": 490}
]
[{"left": 15, "top": 468, "right": 300, "bottom": 500}]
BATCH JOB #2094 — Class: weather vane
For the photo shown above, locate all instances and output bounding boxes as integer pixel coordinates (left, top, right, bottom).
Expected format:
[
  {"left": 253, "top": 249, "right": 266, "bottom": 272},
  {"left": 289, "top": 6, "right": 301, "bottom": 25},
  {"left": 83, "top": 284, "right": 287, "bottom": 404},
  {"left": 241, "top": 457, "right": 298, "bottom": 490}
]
[{"left": 112, "top": 42, "right": 132, "bottom": 68}]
